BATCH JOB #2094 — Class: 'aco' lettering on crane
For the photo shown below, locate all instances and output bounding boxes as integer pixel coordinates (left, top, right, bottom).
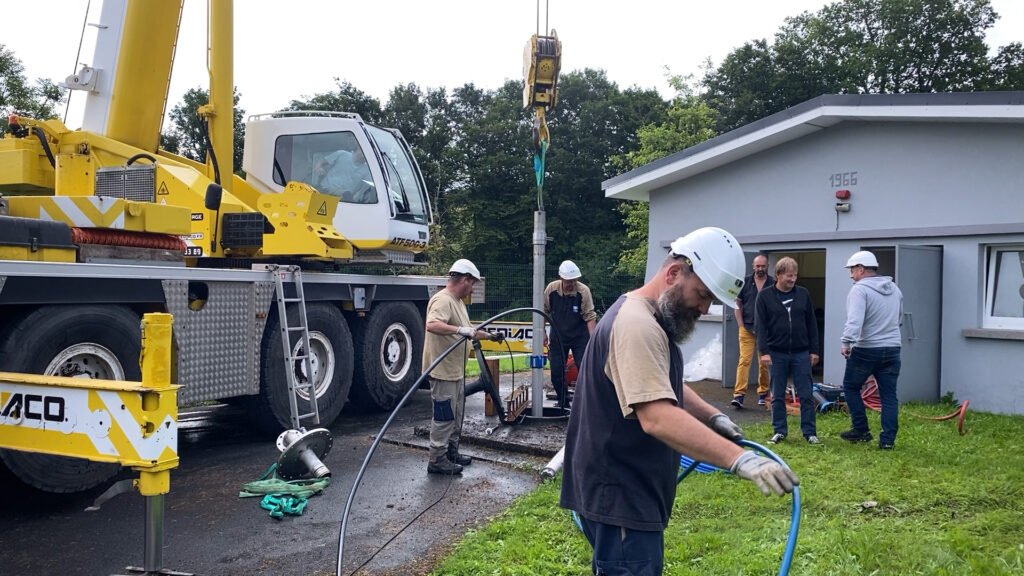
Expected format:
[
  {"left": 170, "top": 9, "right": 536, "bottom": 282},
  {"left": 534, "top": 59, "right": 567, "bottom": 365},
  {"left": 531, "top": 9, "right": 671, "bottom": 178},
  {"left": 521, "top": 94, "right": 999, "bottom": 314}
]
[{"left": 1, "top": 393, "right": 66, "bottom": 423}]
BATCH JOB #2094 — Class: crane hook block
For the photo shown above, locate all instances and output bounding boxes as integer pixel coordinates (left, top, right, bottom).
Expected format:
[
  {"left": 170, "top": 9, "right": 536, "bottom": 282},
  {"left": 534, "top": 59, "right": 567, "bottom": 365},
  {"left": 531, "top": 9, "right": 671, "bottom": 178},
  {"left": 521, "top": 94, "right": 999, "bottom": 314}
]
[{"left": 523, "top": 30, "right": 562, "bottom": 111}]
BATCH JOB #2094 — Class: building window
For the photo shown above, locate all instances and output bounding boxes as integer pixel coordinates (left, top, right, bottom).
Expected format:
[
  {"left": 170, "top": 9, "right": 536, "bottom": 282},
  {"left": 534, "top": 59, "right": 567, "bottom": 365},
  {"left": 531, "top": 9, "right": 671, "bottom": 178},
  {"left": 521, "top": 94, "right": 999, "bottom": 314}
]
[{"left": 984, "top": 245, "right": 1024, "bottom": 330}]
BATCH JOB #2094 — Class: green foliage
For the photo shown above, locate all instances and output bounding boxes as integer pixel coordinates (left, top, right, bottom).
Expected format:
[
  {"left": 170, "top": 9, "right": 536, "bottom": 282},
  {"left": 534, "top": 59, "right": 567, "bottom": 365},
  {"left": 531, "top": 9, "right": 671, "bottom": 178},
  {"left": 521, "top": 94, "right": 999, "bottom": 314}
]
[
  {"left": 703, "top": 0, "right": 1007, "bottom": 131},
  {"left": 286, "top": 79, "right": 383, "bottom": 122},
  {"left": 612, "top": 76, "right": 718, "bottom": 277},
  {"left": 161, "top": 87, "right": 246, "bottom": 173},
  {"left": 985, "top": 42, "right": 1024, "bottom": 89},
  {"left": 433, "top": 406, "right": 1024, "bottom": 575},
  {"left": 0, "top": 44, "right": 64, "bottom": 130}
]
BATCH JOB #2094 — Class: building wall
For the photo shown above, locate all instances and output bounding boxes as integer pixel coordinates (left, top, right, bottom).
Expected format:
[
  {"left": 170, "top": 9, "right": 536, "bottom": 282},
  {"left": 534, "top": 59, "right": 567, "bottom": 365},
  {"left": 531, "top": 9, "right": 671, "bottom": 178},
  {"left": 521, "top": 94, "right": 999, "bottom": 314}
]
[
  {"left": 645, "top": 121, "right": 1024, "bottom": 414},
  {"left": 646, "top": 121, "right": 1024, "bottom": 264}
]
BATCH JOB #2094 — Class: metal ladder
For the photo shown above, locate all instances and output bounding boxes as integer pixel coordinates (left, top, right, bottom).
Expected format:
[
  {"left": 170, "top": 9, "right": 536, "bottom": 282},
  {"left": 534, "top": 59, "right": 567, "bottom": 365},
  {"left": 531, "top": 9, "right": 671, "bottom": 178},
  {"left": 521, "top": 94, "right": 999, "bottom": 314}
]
[{"left": 271, "top": 265, "right": 320, "bottom": 429}]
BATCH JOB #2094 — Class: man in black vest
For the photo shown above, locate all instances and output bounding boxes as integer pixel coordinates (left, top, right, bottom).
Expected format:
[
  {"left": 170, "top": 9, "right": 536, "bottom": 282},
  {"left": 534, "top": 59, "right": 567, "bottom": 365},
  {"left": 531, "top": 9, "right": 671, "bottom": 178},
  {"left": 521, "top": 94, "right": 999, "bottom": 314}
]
[
  {"left": 560, "top": 228, "right": 799, "bottom": 576},
  {"left": 544, "top": 260, "right": 597, "bottom": 408}
]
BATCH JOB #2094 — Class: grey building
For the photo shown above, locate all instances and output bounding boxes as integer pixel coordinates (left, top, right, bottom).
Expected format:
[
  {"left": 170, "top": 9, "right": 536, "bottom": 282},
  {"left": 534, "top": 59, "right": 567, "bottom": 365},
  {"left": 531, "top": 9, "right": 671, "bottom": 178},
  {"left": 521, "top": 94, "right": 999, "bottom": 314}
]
[{"left": 603, "top": 92, "right": 1024, "bottom": 415}]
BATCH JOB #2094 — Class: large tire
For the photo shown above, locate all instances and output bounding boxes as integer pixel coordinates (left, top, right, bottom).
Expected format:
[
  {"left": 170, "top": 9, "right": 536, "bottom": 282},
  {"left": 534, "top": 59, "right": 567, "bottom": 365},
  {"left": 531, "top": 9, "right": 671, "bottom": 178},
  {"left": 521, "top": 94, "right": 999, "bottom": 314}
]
[
  {"left": 250, "top": 303, "right": 354, "bottom": 432},
  {"left": 0, "top": 305, "right": 138, "bottom": 493},
  {"left": 348, "top": 302, "right": 424, "bottom": 412}
]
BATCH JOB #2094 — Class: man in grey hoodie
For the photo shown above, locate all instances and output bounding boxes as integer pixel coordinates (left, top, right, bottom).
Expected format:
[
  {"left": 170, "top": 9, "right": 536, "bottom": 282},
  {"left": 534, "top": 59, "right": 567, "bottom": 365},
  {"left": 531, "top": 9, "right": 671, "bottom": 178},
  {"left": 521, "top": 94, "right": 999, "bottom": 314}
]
[{"left": 839, "top": 251, "right": 903, "bottom": 449}]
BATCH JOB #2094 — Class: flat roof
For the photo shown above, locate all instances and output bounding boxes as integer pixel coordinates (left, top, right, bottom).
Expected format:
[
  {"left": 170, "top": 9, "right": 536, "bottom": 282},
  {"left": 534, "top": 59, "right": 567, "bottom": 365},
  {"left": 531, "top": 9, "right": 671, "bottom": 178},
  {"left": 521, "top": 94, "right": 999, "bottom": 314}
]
[{"left": 603, "top": 91, "right": 1024, "bottom": 201}]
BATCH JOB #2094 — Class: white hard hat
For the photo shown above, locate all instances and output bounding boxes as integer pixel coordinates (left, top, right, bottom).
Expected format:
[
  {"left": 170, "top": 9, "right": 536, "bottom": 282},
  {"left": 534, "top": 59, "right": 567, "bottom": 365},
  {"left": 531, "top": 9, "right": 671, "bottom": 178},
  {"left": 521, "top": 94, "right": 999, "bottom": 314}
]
[
  {"left": 449, "top": 258, "right": 481, "bottom": 280},
  {"left": 845, "top": 250, "right": 879, "bottom": 268},
  {"left": 669, "top": 227, "right": 745, "bottom": 309},
  {"left": 558, "top": 260, "right": 582, "bottom": 280}
]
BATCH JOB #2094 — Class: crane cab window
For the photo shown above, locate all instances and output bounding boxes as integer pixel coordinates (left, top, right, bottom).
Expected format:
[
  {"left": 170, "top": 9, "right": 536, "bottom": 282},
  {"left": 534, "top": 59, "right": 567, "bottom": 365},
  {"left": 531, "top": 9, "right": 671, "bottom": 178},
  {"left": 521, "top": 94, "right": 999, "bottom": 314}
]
[
  {"left": 274, "top": 132, "right": 378, "bottom": 204},
  {"left": 365, "top": 125, "right": 430, "bottom": 224}
]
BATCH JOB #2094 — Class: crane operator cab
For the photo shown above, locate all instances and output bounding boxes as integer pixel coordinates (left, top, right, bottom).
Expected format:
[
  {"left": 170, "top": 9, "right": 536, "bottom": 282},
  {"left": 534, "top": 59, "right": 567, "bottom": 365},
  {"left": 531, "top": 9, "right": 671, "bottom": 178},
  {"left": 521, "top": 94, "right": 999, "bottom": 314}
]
[{"left": 243, "top": 111, "right": 432, "bottom": 263}]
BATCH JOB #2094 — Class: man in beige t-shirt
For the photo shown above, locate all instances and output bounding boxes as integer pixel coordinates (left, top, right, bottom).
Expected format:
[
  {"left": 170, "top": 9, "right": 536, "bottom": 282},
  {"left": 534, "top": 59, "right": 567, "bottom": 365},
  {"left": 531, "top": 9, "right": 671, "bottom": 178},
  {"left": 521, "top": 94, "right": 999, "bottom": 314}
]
[
  {"left": 423, "top": 259, "right": 502, "bottom": 475},
  {"left": 560, "top": 227, "right": 799, "bottom": 573}
]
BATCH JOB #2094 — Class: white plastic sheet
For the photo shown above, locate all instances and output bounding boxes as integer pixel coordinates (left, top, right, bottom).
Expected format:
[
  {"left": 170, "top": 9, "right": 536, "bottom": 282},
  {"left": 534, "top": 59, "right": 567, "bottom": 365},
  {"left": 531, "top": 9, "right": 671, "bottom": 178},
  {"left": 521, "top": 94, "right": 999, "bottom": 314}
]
[{"left": 683, "top": 332, "right": 722, "bottom": 382}]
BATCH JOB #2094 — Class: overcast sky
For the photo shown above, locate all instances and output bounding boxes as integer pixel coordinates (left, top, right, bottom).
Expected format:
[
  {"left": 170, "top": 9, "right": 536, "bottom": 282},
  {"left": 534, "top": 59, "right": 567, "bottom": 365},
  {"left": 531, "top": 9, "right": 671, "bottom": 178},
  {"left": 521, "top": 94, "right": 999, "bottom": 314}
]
[{"left": 6, "top": 0, "right": 1023, "bottom": 126}]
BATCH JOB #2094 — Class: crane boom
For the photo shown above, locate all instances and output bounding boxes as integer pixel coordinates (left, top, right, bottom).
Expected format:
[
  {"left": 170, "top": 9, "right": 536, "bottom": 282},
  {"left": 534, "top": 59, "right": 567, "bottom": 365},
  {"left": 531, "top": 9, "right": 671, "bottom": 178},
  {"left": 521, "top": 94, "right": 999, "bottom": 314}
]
[{"left": 81, "top": 0, "right": 183, "bottom": 154}]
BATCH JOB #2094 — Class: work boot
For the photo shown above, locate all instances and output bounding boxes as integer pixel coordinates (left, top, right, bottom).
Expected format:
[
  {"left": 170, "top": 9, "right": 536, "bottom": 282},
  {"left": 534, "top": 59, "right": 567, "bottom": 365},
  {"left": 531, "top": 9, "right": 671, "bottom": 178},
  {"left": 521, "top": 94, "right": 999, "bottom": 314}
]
[
  {"left": 840, "top": 429, "right": 873, "bottom": 443},
  {"left": 427, "top": 458, "right": 463, "bottom": 475},
  {"left": 446, "top": 443, "right": 472, "bottom": 466}
]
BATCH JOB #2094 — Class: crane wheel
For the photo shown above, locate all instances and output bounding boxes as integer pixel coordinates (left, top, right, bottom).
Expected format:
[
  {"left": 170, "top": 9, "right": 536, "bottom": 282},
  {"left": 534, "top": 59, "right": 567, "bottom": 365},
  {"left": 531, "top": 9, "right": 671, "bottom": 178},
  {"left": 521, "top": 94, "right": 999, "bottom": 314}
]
[
  {"left": 249, "top": 303, "right": 354, "bottom": 433},
  {"left": 348, "top": 302, "right": 425, "bottom": 412},
  {"left": 0, "top": 305, "right": 139, "bottom": 493}
]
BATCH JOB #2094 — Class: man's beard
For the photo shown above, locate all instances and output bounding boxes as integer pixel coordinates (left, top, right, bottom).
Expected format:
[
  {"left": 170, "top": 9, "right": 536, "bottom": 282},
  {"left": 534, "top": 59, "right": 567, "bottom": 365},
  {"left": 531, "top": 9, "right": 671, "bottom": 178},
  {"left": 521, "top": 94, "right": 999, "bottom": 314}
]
[
  {"left": 755, "top": 270, "right": 766, "bottom": 278},
  {"left": 655, "top": 283, "right": 701, "bottom": 343}
]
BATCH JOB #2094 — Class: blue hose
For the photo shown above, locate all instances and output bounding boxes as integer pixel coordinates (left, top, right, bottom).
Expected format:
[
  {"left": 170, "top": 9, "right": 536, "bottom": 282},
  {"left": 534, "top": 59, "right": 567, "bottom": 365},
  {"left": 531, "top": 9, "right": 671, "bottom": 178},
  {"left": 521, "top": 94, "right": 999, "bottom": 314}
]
[
  {"left": 737, "top": 439, "right": 800, "bottom": 576},
  {"left": 571, "top": 439, "right": 800, "bottom": 576}
]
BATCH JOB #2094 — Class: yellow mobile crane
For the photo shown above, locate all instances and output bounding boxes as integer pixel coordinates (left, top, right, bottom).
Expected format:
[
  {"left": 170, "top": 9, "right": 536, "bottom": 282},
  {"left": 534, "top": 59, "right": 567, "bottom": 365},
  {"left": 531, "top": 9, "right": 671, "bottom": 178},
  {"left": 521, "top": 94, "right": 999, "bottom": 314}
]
[{"left": 0, "top": 0, "right": 444, "bottom": 493}]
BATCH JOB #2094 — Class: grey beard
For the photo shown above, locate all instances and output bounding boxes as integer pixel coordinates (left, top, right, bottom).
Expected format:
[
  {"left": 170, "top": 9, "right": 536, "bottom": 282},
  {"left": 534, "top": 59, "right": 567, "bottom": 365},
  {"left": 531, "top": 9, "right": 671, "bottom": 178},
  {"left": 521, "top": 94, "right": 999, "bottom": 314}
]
[{"left": 656, "top": 289, "right": 700, "bottom": 344}]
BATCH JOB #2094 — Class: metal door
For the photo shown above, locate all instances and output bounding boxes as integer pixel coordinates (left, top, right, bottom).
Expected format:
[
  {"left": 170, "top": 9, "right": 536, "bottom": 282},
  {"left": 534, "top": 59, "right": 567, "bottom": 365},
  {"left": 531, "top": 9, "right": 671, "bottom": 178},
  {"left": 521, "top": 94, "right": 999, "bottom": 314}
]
[
  {"left": 895, "top": 245, "right": 942, "bottom": 403},
  {"left": 722, "top": 252, "right": 759, "bottom": 389}
]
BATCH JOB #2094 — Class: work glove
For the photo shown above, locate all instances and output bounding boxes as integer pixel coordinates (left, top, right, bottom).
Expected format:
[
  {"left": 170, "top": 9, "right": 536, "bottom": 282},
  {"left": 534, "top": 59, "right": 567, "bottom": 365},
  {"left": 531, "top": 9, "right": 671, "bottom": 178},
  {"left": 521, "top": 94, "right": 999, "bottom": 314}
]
[
  {"left": 488, "top": 332, "right": 505, "bottom": 343},
  {"left": 708, "top": 413, "right": 745, "bottom": 441},
  {"left": 456, "top": 326, "right": 475, "bottom": 339},
  {"left": 730, "top": 451, "right": 799, "bottom": 496}
]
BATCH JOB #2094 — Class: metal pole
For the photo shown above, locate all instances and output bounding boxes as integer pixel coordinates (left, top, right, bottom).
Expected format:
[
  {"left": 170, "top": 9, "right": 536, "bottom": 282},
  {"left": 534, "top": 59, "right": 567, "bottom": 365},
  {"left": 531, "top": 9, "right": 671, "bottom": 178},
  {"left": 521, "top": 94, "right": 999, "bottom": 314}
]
[
  {"left": 143, "top": 494, "right": 165, "bottom": 572},
  {"left": 532, "top": 210, "right": 546, "bottom": 417}
]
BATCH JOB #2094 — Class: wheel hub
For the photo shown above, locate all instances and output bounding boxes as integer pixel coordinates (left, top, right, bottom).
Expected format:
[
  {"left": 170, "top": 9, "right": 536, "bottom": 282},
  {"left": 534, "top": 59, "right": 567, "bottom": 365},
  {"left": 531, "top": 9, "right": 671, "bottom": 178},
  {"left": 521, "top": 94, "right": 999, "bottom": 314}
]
[
  {"left": 292, "top": 332, "right": 335, "bottom": 401},
  {"left": 45, "top": 344, "right": 126, "bottom": 380},
  {"left": 380, "top": 322, "right": 412, "bottom": 382}
]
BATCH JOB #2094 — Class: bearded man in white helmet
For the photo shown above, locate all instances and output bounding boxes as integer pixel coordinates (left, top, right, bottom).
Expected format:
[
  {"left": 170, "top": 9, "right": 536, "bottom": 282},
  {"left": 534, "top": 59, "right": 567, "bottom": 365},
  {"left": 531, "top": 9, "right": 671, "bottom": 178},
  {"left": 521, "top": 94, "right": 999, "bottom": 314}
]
[
  {"left": 560, "top": 227, "right": 799, "bottom": 575},
  {"left": 422, "top": 259, "right": 503, "bottom": 475},
  {"left": 543, "top": 260, "right": 597, "bottom": 408}
]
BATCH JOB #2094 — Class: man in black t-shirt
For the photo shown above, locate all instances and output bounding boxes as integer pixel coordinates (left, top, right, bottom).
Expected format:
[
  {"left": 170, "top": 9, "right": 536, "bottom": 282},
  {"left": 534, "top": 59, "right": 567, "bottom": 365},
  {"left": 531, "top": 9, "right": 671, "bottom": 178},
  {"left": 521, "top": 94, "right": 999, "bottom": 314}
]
[{"left": 755, "top": 257, "right": 820, "bottom": 445}]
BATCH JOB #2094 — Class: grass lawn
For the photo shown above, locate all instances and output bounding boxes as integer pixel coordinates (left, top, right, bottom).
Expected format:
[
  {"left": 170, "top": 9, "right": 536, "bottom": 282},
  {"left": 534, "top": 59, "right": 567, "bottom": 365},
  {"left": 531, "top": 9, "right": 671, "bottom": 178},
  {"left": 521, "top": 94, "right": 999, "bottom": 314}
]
[
  {"left": 464, "top": 353, "right": 533, "bottom": 377},
  {"left": 431, "top": 402, "right": 1024, "bottom": 575}
]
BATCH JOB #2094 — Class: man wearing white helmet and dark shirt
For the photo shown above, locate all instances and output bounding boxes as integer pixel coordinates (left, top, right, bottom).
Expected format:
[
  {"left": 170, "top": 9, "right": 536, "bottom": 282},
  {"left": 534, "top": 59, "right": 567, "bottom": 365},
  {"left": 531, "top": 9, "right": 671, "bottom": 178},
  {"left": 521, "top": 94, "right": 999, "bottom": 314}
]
[
  {"left": 840, "top": 250, "right": 904, "bottom": 450},
  {"left": 543, "top": 260, "right": 597, "bottom": 408},
  {"left": 422, "top": 259, "right": 503, "bottom": 475},
  {"left": 560, "top": 227, "right": 799, "bottom": 575}
]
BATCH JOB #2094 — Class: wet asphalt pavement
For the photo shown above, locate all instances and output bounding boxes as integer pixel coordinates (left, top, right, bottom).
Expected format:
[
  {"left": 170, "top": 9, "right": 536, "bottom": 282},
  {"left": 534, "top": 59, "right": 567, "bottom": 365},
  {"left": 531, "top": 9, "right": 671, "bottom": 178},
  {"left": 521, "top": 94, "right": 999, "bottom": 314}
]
[{"left": 0, "top": 378, "right": 763, "bottom": 576}]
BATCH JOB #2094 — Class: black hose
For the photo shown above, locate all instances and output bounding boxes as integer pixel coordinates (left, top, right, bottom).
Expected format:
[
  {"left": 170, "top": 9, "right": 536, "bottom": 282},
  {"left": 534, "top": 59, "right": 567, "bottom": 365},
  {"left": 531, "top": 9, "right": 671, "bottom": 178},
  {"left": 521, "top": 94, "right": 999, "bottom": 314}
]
[
  {"left": 32, "top": 127, "right": 56, "bottom": 168},
  {"left": 126, "top": 153, "right": 157, "bottom": 166},
  {"left": 335, "top": 306, "right": 555, "bottom": 576},
  {"left": 201, "top": 118, "right": 222, "bottom": 185}
]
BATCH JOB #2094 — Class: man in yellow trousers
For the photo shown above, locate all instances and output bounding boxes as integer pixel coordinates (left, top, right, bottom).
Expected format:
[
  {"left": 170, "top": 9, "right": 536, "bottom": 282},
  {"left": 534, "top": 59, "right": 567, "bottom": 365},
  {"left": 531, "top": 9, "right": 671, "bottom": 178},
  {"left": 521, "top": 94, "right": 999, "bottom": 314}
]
[{"left": 732, "top": 254, "right": 772, "bottom": 409}]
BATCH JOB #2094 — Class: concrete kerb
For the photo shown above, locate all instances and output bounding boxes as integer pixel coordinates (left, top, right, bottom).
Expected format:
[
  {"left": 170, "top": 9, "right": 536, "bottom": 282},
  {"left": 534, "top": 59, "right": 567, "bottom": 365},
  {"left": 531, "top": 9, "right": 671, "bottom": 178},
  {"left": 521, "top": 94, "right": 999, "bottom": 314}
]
[{"left": 378, "top": 373, "right": 566, "bottom": 473}]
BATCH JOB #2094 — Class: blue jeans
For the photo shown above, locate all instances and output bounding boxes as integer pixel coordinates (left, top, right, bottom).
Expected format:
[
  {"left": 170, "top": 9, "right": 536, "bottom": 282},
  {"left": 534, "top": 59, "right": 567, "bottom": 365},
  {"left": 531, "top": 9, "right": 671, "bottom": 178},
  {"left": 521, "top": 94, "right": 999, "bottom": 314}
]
[
  {"left": 578, "top": 516, "right": 664, "bottom": 576},
  {"left": 769, "top": 351, "right": 816, "bottom": 438},
  {"left": 843, "top": 347, "right": 901, "bottom": 446}
]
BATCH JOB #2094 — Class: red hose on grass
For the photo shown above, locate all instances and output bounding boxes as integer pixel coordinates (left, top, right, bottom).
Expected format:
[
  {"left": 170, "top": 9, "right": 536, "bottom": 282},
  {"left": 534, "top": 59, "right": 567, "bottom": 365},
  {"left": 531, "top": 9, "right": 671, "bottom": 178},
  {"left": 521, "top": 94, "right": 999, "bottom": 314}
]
[{"left": 863, "top": 375, "right": 970, "bottom": 435}]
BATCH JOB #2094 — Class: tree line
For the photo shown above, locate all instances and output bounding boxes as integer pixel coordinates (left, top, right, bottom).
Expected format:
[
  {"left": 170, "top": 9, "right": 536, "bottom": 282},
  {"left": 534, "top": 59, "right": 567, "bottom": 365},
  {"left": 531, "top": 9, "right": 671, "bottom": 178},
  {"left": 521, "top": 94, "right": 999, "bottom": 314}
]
[{"left": 3, "top": 0, "right": 1022, "bottom": 288}]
